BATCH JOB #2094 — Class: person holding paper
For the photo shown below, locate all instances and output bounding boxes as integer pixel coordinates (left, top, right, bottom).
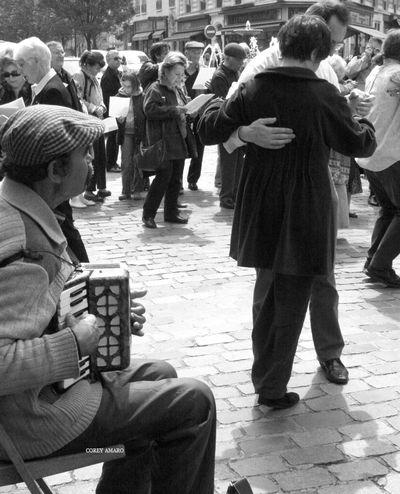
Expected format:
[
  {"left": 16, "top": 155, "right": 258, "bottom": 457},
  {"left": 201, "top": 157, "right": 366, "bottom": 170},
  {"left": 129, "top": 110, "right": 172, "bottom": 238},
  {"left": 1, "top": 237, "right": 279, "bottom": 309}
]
[{"left": 0, "top": 57, "right": 31, "bottom": 106}]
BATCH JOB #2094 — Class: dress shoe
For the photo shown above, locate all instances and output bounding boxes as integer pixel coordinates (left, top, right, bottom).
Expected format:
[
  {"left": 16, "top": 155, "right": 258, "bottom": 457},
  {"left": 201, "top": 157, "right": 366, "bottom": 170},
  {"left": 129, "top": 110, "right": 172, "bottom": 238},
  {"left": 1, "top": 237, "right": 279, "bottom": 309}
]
[
  {"left": 177, "top": 202, "right": 187, "bottom": 209},
  {"left": 220, "top": 199, "right": 235, "bottom": 209},
  {"left": 320, "top": 358, "right": 349, "bottom": 384},
  {"left": 70, "top": 196, "right": 87, "bottom": 208},
  {"left": 349, "top": 212, "right": 358, "bottom": 218},
  {"left": 365, "top": 266, "right": 400, "bottom": 287},
  {"left": 97, "top": 189, "right": 111, "bottom": 198},
  {"left": 164, "top": 214, "right": 188, "bottom": 224},
  {"left": 142, "top": 216, "right": 157, "bottom": 229},
  {"left": 188, "top": 182, "right": 198, "bottom": 191},
  {"left": 368, "top": 194, "right": 379, "bottom": 207},
  {"left": 108, "top": 165, "right": 121, "bottom": 173},
  {"left": 258, "top": 392, "right": 299, "bottom": 410},
  {"left": 84, "top": 191, "right": 103, "bottom": 202}
]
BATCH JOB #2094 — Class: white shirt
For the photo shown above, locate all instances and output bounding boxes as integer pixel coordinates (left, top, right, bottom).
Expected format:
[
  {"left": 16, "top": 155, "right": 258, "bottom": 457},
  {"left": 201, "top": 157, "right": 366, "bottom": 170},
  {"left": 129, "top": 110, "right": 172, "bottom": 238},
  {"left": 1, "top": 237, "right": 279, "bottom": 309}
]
[
  {"left": 356, "top": 59, "right": 400, "bottom": 172},
  {"left": 31, "top": 68, "right": 57, "bottom": 102},
  {"left": 224, "top": 43, "right": 340, "bottom": 153}
]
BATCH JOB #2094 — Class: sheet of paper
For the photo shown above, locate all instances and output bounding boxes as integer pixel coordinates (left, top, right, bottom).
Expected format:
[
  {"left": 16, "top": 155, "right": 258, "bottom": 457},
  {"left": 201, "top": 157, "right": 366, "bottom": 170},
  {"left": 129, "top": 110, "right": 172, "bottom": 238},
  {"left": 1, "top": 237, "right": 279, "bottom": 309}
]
[
  {"left": 109, "top": 96, "right": 130, "bottom": 118},
  {"left": 0, "top": 97, "right": 25, "bottom": 118},
  {"left": 184, "top": 93, "right": 214, "bottom": 116},
  {"left": 192, "top": 67, "right": 215, "bottom": 90},
  {"left": 102, "top": 116, "right": 118, "bottom": 133}
]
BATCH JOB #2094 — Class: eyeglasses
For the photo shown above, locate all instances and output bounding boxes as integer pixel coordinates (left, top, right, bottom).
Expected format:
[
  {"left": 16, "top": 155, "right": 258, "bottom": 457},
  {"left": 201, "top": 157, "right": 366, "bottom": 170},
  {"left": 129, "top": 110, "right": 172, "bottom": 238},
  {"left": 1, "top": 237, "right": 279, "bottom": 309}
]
[
  {"left": 113, "top": 57, "right": 122, "bottom": 61},
  {"left": 3, "top": 71, "right": 22, "bottom": 78}
]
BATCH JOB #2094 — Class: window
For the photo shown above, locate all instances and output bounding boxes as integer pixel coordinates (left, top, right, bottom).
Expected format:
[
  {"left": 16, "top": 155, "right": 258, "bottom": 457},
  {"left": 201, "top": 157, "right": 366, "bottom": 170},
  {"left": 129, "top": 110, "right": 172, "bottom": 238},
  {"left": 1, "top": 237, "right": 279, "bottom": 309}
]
[
  {"left": 156, "top": 0, "right": 162, "bottom": 9},
  {"left": 200, "top": 0, "right": 206, "bottom": 9},
  {"left": 135, "top": 0, "right": 140, "bottom": 12},
  {"left": 141, "top": 0, "right": 147, "bottom": 13},
  {"left": 186, "top": 0, "right": 191, "bottom": 12},
  {"left": 383, "top": 0, "right": 387, "bottom": 9},
  {"left": 234, "top": 0, "right": 241, "bottom": 4},
  {"left": 169, "top": 0, "right": 175, "bottom": 5},
  {"left": 216, "top": 0, "right": 222, "bottom": 6},
  {"left": 374, "top": 21, "right": 381, "bottom": 29}
]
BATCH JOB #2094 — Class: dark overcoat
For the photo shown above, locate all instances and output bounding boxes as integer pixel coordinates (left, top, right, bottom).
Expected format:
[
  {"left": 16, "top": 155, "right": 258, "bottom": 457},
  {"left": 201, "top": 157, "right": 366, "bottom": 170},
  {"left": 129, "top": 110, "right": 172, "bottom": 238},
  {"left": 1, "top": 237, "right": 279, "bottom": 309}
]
[
  {"left": 143, "top": 81, "right": 189, "bottom": 161},
  {"left": 32, "top": 74, "right": 73, "bottom": 108},
  {"left": 199, "top": 67, "right": 376, "bottom": 276}
]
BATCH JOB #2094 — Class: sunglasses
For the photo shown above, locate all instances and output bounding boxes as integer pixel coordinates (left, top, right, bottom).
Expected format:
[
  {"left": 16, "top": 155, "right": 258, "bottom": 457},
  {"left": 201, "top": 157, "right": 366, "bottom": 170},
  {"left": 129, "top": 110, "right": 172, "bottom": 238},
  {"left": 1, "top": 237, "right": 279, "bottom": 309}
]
[{"left": 3, "top": 71, "right": 22, "bottom": 78}]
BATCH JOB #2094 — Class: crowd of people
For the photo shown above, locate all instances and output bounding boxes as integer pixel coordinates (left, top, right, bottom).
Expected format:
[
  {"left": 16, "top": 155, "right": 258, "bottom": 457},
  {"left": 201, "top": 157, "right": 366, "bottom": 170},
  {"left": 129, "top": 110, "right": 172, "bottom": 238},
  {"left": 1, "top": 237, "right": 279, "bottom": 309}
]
[{"left": 0, "top": 1, "right": 400, "bottom": 491}]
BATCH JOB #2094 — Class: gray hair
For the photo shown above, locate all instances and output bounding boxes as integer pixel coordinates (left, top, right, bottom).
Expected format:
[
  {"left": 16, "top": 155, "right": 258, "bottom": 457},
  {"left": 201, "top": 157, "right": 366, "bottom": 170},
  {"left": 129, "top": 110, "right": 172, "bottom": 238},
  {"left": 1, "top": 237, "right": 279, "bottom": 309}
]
[
  {"left": 14, "top": 37, "right": 51, "bottom": 72},
  {"left": 159, "top": 51, "right": 187, "bottom": 81}
]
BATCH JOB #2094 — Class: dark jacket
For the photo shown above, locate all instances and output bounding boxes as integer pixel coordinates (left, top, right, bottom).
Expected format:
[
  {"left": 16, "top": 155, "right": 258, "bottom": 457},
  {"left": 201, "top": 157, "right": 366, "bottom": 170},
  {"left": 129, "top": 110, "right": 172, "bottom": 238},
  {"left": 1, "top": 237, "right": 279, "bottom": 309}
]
[
  {"left": 138, "top": 61, "right": 159, "bottom": 92},
  {"left": 32, "top": 73, "right": 73, "bottom": 108},
  {"left": 100, "top": 66, "right": 121, "bottom": 117},
  {"left": 199, "top": 67, "right": 376, "bottom": 276},
  {"left": 0, "top": 81, "right": 32, "bottom": 106},
  {"left": 143, "top": 81, "right": 189, "bottom": 161},
  {"left": 58, "top": 68, "right": 83, "bottom": 112},
  {"left": 208, "top": 64, "right": 239, "bottom": 99}
]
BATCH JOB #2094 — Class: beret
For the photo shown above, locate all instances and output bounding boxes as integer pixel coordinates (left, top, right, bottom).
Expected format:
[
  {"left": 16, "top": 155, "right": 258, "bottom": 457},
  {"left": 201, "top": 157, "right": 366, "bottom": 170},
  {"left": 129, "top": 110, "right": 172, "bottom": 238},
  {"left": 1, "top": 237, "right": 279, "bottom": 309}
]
[
  {"left": 223, "top": 43, "right": 247, "bottom": 60},
  {"left": 0, "top": 105, "right": 104, "bottom": 168},
  {"left": 185, "top": 41, "right": 205, "bottom": 50}
]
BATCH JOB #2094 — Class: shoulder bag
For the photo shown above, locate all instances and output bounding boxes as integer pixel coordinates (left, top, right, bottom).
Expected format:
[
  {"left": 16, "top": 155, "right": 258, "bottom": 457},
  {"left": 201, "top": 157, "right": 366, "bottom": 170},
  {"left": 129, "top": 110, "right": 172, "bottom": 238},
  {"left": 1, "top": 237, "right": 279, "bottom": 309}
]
[{"left": 137, "top": 121, "right": 168, "bottom": 172}]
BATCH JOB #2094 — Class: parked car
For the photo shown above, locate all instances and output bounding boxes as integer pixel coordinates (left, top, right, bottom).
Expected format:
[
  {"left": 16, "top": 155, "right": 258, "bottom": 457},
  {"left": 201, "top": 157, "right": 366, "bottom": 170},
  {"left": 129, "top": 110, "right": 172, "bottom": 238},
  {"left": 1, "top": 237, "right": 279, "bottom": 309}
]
[{"left": 63, "top": 57, "right": 81, "bottom": 76}]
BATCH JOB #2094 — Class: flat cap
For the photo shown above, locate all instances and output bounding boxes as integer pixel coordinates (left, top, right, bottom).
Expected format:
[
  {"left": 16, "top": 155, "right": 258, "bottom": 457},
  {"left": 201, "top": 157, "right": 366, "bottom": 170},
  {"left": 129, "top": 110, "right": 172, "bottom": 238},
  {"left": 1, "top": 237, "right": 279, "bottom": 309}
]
[
  {"left": 185, "top": 41, "right": 204, "bottom": 50},
  {"left": 223, "top": 43, "right": 247, "bottom": 60},
  {"left": 0, "top": 105, "right": 104, "bottom": 168}
]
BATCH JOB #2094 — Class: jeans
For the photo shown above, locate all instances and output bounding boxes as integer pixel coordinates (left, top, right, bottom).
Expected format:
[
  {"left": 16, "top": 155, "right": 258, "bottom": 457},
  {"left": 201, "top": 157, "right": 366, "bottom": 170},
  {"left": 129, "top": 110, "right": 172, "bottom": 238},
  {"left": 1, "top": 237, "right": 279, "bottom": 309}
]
[
  {"left": 253, "top": 268, "right": 344, "bottom": 362},
  {"left": 365, "top": 162, "right": 400, "bottom": 269},
  {"left": 121, "top": 135, "right": 144, "bottom": 196},
  {"left": 49, "top": 360, "right": 216, "bottom": 494},
  {"left": 143, "top": 159, "right": 185, "bottom": 219},
  {"left": 106, "top": 131, "right": 119, "bottom": 170}
]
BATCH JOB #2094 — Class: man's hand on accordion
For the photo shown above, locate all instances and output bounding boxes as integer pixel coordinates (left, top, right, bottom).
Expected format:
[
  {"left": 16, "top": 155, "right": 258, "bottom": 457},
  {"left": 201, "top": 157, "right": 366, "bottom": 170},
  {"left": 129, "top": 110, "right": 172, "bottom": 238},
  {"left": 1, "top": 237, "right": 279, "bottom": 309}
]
[
  {"left": 66, "top": 313, "right": 100, "bottom": 357},
  {"left": 130, "top": 289, "right": 147, "bottom": 337}
]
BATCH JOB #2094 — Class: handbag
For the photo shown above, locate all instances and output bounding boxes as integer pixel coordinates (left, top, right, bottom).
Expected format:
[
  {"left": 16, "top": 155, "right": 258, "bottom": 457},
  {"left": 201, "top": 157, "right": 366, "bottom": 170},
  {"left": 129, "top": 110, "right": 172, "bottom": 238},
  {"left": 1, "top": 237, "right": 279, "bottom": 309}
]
[
  {"left": 137, "top": 122, "right": 167, "bottom": 172},
  {"left": 227, "top": 478, "right": 254, "bottom": 494}
]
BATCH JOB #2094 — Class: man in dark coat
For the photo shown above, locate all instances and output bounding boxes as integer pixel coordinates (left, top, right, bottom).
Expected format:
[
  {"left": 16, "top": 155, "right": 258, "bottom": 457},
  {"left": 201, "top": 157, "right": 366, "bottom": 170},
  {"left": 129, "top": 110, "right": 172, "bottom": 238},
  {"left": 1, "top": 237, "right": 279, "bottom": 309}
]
[
  {"left": 101, "top": 50, "right": 122, "bottom": 172},
  {"left": 199, "top": 15, "right": 376, "bottom": 409},
  {"left": 14, "top": 36, "right": 89, "bottom": 263},
  {"left": 208, "top": 43, "right": 246, "bottom": 209},
  {"left": 138, "top": 41, "right": 169, "bottom": 92}
]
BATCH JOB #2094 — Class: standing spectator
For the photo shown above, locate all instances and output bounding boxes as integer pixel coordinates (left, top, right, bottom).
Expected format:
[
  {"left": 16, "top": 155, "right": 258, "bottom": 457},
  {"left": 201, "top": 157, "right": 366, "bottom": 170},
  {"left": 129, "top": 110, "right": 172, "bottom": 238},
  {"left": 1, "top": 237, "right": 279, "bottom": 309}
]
[
  {"left": 199, "top": 14, "right": 376, "bottom": 409},
  {"left": 209, "top": 43, "right": 247, "bottom": 209},
  {"left": 184, "top": 40, "right": 205, "bottom": 192},
  {"left": 358, "top": 29, "right": 400, "bottom": 287},
  {"left": 346, "top": 37, "right": 383, "bottom": 91},
  {"left": 73, "top": 50, "right": 111, "bottom": 203},
  {"left": 14, "top": 37, "right": 89, "bottom": 262},
  {"left": 0, "top": 56, "right": 31, "bottom": 106},
  {"left": 47, "top": 40, "right": 96, "bottom": 209},
  {"left": 138, "top": 41, "right": 169, "bottom": 92},
  {"left": 142, "top": 52, "right": 192, "bottom": 229},
  {"left": 117, "top": 71, "right": 146, "bottom": 201},
  {"left": 101, "top": 49, "right": 122, "bottom": 173}
]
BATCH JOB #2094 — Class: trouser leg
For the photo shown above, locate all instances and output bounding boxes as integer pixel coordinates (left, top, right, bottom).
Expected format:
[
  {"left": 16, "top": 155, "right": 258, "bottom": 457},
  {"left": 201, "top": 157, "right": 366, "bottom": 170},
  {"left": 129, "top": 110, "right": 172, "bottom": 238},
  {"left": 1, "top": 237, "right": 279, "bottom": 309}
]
[
  {"left": 132, "top": 146, "right": 145, "bottom": 193},
  {"left": 252, "top": 273, "right": 313, "bottom": 399},
  {"left": 143, "top": 161, "right": 173, "bottom": 218},
  {"left": 88, "top": 136, "right": 107, "bottom": 191},
  {"left": 164, "top": 159, "right": 185, "bottom": 218},
  {"left": 218, "top": 144, "right": 238, "bottom": 204},
  {"left": 106, "top": 131, "right": 119, "bottom": 170},
  {"left": 309, "top": 271, "right": 344, "bottom": 361},
  {"left": 120, "top": 135, "right": 134, "bottom": 196},
  {"left": 187, "top": 133, "right": 204, "bottom": 185}
]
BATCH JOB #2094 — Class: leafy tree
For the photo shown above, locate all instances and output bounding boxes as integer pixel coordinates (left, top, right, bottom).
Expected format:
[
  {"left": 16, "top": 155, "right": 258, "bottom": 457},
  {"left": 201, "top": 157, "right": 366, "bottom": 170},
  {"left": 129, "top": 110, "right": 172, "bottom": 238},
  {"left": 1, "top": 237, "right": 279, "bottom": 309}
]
[{"left": 39, "top": 0, "right": 135, "bottom": 49}]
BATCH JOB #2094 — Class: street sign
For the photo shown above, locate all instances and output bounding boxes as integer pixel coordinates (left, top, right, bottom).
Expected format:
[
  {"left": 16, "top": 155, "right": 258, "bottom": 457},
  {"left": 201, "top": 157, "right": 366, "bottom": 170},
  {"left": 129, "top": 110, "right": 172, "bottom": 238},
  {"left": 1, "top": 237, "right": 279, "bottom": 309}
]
[{"left": 204, "top": 24, "right": 217, "bottom": 39}]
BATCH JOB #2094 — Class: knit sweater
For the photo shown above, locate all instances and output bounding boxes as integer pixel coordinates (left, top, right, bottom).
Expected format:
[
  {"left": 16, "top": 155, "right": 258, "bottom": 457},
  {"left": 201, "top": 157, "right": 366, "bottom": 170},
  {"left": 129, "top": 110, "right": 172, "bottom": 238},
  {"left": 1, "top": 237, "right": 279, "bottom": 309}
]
[{"left": 0, "top": 178, "right": 102, "bottom": 460}]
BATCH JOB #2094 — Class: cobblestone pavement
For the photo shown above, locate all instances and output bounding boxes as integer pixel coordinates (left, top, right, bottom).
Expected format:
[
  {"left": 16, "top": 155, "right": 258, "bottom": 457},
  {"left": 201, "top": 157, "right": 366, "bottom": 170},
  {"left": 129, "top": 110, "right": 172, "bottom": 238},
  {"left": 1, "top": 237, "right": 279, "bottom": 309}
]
[{"left": 4, "top": 145, "right": 400, "bottom": 494}]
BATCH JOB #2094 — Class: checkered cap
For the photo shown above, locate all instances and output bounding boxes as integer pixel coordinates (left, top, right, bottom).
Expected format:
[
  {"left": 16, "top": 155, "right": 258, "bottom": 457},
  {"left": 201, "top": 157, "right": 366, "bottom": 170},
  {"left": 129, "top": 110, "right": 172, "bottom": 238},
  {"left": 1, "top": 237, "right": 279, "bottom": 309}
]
[{"left": 0, "top": 105, "right": 104, "bottom": 168}]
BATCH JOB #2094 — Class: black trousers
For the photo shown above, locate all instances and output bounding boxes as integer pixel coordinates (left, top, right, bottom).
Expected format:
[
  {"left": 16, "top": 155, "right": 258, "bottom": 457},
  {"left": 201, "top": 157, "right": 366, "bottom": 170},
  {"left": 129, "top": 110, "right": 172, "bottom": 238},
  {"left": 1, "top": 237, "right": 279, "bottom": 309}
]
[
  {"left": 252, "top": 272, "right": 314, "bottom": 399},
  {"left": 87, "top": 135, "right": 107, "bottom": 192},
  {"left": 187, "top": 132, "right": 204, "bottom": 185},
  {"left": 143, "top": 159, "right": 185, "bottom": 219},
  {"left": 106, "top": 131, "right": 119, "bottom": 170},
  {"left": 49, "top": 360, "right": 216, "bottom": 494},
  {"left": 365, "top": 162, "right": 400, "bottom": 269}
]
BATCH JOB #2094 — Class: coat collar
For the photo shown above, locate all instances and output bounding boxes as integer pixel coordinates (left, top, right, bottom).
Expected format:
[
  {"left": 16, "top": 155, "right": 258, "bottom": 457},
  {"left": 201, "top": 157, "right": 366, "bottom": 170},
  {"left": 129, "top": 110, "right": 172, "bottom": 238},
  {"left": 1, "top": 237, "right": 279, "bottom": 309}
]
[
  {"left": 0, "top": 178, "right": 66, "bottom": 247},
  {"left": 255, "top": 66, "right": 321, "bottom": 82}
]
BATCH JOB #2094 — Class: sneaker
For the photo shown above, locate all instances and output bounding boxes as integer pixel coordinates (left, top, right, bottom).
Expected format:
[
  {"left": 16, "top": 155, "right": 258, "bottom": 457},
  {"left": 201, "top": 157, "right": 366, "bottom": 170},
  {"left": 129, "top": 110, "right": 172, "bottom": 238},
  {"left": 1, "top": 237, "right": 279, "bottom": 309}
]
[
  {"left": 97, "top": 189, "right": 111, "bottom": 198},
  {"left": 70, "top": 196, "right": 87, "bottom": 208},
  {"left": 84, "top": 191, "right": 103, "bottom": 202},
  {"left": 80, "top": 195, "right": 97, "bottom": 206}
]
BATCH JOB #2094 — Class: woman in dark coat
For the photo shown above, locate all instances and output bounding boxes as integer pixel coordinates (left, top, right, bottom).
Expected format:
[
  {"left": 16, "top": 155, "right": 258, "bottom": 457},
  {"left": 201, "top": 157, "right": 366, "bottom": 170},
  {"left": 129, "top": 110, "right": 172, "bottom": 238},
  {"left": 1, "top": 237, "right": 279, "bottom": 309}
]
[
  {"left": 142, "top": 51, "right": 192, "bottom": 229},
  {"left": 199, "top": 14, "right": 376, "bottom": 409}
]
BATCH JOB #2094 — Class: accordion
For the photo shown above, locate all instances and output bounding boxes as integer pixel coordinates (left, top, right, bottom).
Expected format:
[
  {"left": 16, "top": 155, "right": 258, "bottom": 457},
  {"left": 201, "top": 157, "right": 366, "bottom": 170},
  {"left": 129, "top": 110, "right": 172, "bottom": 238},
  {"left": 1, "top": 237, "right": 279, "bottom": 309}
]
[{"left": 58, "top": 263, "right": 131, "bottom": 390}]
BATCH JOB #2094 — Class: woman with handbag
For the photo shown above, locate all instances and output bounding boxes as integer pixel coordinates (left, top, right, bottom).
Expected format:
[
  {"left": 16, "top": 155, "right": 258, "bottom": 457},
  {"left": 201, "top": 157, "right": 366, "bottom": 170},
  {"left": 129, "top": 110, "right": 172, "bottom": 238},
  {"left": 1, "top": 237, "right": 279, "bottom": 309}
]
[{"left": 142, "top": 51, "right": 194, "bottom": 229}]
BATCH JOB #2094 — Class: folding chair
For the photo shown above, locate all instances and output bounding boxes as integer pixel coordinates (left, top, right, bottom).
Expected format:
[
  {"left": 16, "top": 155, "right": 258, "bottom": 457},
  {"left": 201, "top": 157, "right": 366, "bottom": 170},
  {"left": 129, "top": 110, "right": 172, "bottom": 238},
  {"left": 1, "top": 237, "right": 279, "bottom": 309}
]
[{"left": 0, "top": 423, "right": 125, "bottom": 494}]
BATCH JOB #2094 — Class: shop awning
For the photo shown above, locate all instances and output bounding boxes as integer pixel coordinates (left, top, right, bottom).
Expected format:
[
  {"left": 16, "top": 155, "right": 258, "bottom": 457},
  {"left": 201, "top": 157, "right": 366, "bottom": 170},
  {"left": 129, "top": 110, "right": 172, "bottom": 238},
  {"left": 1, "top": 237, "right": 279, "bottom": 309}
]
[
  {"left": 152, "top": 30, "right": 165, "bottom": 39},
  {"left": 164, "top": 30, "right": 203, "bottom": 41},
  {"left": 132, "top": 31, "right": 152, "bottom": 41},
  {"left": 348, "top": 24, "right": 386, "bottom": 39}
]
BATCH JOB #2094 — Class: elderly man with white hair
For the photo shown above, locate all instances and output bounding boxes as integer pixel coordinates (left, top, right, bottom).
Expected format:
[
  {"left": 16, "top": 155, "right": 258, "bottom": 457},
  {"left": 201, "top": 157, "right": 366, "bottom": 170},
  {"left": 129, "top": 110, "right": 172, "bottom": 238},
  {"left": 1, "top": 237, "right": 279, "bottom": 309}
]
[{"left": 14, "top": 36, "right": 89, "bottom": 262}]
